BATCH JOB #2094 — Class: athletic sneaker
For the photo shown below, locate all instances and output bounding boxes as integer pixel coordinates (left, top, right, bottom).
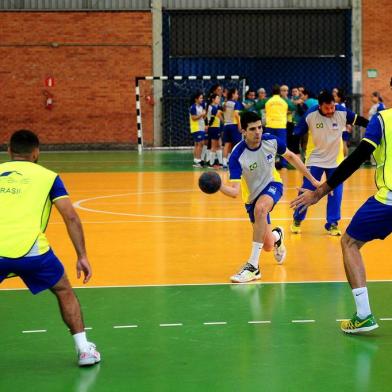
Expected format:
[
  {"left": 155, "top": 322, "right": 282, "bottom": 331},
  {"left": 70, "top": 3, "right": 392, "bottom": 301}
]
[
  {"left": 192, "top": 162, "right": 203, "bottom": 168},
  {"left": 230, "top": 263, "right": 261, "bottom": 283},
  {"left": 222, "top": 165, "right": 228, "bottom": 171},
  {"left": 78, "top": 342, "right": 101, "bottom": 367},
  {"left": 341, "top": 313, "right": 379, "bottom": 334},
  {"left": 290, "top": 220, "right": 301, "bottom": 234},
  {"left": 325, "top": 223, "right": 342, "bottom": 236},
  {"left": 272, "top": 226, "right": 286, "bottom": 264}
]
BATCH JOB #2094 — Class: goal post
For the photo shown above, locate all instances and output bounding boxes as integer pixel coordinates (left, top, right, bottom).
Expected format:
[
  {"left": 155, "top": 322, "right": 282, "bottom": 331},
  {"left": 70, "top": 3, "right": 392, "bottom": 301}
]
[{"left": 135, "top": 75, "right": 248, "bottom": 154}]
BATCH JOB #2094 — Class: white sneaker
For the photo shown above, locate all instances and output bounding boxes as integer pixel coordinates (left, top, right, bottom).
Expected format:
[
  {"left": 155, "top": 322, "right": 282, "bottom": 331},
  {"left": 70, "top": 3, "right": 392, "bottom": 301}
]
[
  {"left": 78, "top": 342, "right": 101, "bottom": 367},
  {"left": 272, "top": 227, "right": 286, "bottom": 264},
  {"left": 230, "top": 262, "right": 261, "bottom": 283}
]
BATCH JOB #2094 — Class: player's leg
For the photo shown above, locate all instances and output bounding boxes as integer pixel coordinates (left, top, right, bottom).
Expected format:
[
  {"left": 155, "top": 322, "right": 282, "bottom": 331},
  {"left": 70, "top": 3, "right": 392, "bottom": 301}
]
[
  {"left": 339, "top": 196, "right": 392, "bottom": 333},
  {"left": 50, "top": 273, "right": 85, "bottom": 334},
  {"left": 292, "top": 166, "right": 323, "bottom": 233},
  {"left": 230, "top": 194, "right": 273, "bottom": 283},
  {"left": 192, "top": 132, "right": 204, "bottom": 167},
  {"left": 325, "top": 167, "right": 343, "bottom": 236},
  {"left": 51, "top": 273, "right": 101, "bottom": 365},
  {"left": 231, "top": 183, "right": 283, "bottom": 283}
]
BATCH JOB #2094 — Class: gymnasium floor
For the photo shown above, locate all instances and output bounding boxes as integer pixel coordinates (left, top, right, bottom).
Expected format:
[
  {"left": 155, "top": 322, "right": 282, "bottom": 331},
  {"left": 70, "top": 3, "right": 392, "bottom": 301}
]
[{"left": 1, "top": 151, "right": 392, "bottom": 391}]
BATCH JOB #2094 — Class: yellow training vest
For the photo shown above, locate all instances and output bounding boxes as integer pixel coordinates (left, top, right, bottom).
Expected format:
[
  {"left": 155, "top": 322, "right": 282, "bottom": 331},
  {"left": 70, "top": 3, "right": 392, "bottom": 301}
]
[
  {"left": 265, "top": 95, "right": 288, "bottom": 129},
  {"left": 373, "top": 109, "right": 392, "bottom": 204},
  {"left": 0, "top": 161, "right": 57, "bottom": 258}
]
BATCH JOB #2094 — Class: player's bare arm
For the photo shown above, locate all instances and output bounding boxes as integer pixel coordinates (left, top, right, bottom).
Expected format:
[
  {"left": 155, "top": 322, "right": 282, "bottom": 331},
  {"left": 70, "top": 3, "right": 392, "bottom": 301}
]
[
  {"left": 282, "top": 149, "right": 320, "bottom": 188},
  {"left": 219, "top": 181, "right": 241, "bottom": 198},
  {"left": 54, "top": 197, "right": 92, "bottom": 283}
]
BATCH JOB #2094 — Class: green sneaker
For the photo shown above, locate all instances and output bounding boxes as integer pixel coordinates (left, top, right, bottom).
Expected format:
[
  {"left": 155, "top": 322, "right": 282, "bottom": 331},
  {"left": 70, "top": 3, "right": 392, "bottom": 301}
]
[{"left": 340, "top": 313, "right": 379, "bottom": 334}]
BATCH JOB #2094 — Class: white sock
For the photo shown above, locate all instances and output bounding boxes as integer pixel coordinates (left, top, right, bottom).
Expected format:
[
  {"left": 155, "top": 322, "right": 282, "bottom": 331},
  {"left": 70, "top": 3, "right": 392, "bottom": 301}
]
[
  {"left": 194, "top": 158, "right": 201, "bottom": 164},
  {"left": 73, "top": 331, "right": 89, "bottom": 352},
  {"left": 223, "top": 157, "right": 228, "bottom": 167},
  {"left": 216, "top": 150, "right": 223, "bottom": 164},
  {"left": 272, "top": 230, "right": 280, "bottom": 243},
  {"left": 352, "top": 287, "right": 371, "bottom": 319},
  {"left": 248, "top": 241, "right": 263, "bottom": 268},
  {"left": 206, "top": 149, "right": 211, "bottom": 164},
  {"left": 201, "top": 145, "right": 208, "bottom": 161},
  {"left": 209, "top": 151, "right": 216, "bottom": 166}
]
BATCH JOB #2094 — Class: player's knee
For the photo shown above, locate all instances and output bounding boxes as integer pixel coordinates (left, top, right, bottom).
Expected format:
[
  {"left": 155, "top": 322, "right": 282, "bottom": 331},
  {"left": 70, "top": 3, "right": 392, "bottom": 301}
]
[
  {"left": 51, "top": 274, "right": 73, "bottom": 295},
  {"left": 254, "top": 203, "right": 269, "bottom": 219},
  {"left": 341, "top": 232, "right": 359, "bottom": 250}
]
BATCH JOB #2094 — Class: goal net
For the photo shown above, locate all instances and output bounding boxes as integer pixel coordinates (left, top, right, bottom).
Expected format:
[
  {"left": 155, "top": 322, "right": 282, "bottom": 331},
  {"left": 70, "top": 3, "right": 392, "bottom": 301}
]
[{"left": 135, "top": 75, "right": 247, "bottom": 152}]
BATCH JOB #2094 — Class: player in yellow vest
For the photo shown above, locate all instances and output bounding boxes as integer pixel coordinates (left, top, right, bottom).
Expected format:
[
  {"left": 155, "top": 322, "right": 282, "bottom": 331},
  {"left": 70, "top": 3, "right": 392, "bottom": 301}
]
[
  {"left": 256, "top": 85, "right": 292, "bottom": 169},
  {"left": 290, "top": 79, "right": 392, "bottom": 334},
  {"left": 0, "top": 130, "right": 100, "bottom": 366}
]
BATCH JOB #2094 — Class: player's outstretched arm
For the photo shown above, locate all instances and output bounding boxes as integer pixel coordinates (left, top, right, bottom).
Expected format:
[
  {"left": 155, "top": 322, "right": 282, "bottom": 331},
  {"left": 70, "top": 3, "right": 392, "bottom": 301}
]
[
  {"left": 282, "top": 149, "right": 320, "bottom": 187},
  {"left": 54, "top": 197, "right": 92, "bottom": 283},
  {"left": 219, "top": 181, "right": 240, "bottom": 198}
]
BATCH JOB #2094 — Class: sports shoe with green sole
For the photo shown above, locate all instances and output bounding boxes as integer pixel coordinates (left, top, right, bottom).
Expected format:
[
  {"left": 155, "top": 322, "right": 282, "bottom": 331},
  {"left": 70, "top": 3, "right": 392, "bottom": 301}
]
[
  {"left": 290, "top": 221, "right": 301, "bottom": 234},
  {"left": 325, "top": 223, "right": 342, "bottom": 236},
  {"left": 341, "top": 313, "right": 379, "bottom": 334}
]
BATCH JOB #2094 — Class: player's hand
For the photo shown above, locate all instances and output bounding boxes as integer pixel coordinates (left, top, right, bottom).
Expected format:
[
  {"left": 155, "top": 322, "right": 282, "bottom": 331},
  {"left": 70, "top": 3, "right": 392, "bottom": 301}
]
[
  {"left": 77, "top": 256, "right": 92, "bottom": 284},
  {"left": 290, "top": 188, "right": 321, "bottom": 213}
]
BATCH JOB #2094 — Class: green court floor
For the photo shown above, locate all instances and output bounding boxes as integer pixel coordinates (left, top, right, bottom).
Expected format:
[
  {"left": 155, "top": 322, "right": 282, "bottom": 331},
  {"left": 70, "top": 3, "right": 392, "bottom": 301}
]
[
  {"left": 1, "top": 282, "right": 392, "bottom": 392},
  {"left": 0, "top": 150, "right": 195, "bottom": 172}
]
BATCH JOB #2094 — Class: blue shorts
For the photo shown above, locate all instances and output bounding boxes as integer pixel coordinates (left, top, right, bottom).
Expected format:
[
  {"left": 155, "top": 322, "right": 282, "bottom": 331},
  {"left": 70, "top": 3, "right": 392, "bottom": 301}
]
[
  {"left": 245, "top": 182, "right": 283, "bottom": 223},
  {"left": 346, "top": 196, "right": 392, "bottom": 242},
  {"left": 208, "top": 127, "right": 221, "bottom": 140},
  {"left": 0, "top": 249, "right": 64, "bottom": 295},
  {"left": 342, "top": 131, "right": 351, "bottom": 142},
  {"left": 223, "top": 124, "right": 242, "bottom": 145},
  {"left": 192, "top": 131, "right": 206, "bottom": 142}
]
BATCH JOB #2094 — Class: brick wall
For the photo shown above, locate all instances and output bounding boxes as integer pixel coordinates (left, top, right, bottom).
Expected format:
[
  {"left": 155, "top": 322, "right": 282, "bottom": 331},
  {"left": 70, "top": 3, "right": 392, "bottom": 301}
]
[
  {"left": 362, "top": 0, "right": 392, "bottom": 116},
  {"left": 0, "top": 12, "right": 152, "bottom": 148}
]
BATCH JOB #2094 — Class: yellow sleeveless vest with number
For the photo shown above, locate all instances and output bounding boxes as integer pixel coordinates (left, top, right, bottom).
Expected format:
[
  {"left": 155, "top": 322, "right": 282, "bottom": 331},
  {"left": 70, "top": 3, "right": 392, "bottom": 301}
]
[
  {"left": 265, "top": 95, "right": 288, "bottom": 129},
  {"left": 373, "top": 109, "right": 392, "bottom": 205},
  {"left": 0, "top": 161, "right": 57, "bottom": 258}
]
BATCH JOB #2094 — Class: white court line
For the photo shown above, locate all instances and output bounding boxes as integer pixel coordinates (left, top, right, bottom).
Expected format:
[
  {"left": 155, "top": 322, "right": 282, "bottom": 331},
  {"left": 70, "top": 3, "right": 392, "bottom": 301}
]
[
  {"left": 3, "top": 279, "right": 392, "bottom": 292},
  {"left": 73, "top": 189, "right": 371, "bottom": 222},
  {"left": 292, "top": 320, "right": 315, "bottom": 323},
  {"left": 248, "top": 321, "right": 271, "bottom": 324},
  {"left": 22, "top": 330, "right": 47, "bottom": 333},
  {"left": 159, "top": 323, "right": 183, "bottom": 327},
  {"left": 204, "top": 322, "right": 227, "bottom": 325},
  {"left": 380, "top": 318, "right": 392, "bottom": 321},
  {"left": 336, "top": 319, "right": 349, "bottom": 322},
  {"left": 84, "top": 327, "right": 93, "bottom": 330},
  {"left": 113, "top": 325, "right": 138, "bottom": 329}
]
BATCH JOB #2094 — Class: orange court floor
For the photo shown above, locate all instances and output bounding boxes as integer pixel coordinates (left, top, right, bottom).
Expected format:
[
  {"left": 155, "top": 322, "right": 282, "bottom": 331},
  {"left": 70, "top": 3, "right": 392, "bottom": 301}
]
[{"left": 2, "top": 168, "right": 391, "bottom": 290}]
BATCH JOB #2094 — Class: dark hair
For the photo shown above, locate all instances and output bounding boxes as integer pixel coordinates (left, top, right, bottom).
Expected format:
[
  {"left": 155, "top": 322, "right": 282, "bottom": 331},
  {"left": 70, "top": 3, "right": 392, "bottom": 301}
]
[
  {"left": 227, "top": 88, "right": 238, "bottom": 101},
  {"left": 318, "top": 91, "right": 335, "bottom": 105},
  {"left": 191, "top": 91, "right": 203, "bottom": 103},
  {"left": 241, "top": 111, "right": 261, "bottom": 131},
  {"left": 272, "top": 84, "right": 280, "bottom": 95},
  {"left": 10, "top": 129, "right": 39, "bottom": 154},
  {"left": 209, "top": 84, "right": 221, "bottom": 96},
  {"left": 209, "top": 93, "right": 219, "bottom": 103},
  {"left": 372, "top": 91, "right": 383, "bottom": 102},
  {"left": 245, "top": 90, "right": 255, "bottom": 99},
  {"left": 301, "top": 88, "right": 312, "bottom": 98},
  {"left": 333, "top": 87, "right": 346, "bottom": 103}
]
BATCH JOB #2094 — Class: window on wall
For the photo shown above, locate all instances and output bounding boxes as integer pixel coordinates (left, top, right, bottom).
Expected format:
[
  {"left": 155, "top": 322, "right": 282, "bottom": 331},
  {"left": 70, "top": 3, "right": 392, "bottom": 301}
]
[{"left": 169, "top": 10, "right": 349, "bottom": 58}]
